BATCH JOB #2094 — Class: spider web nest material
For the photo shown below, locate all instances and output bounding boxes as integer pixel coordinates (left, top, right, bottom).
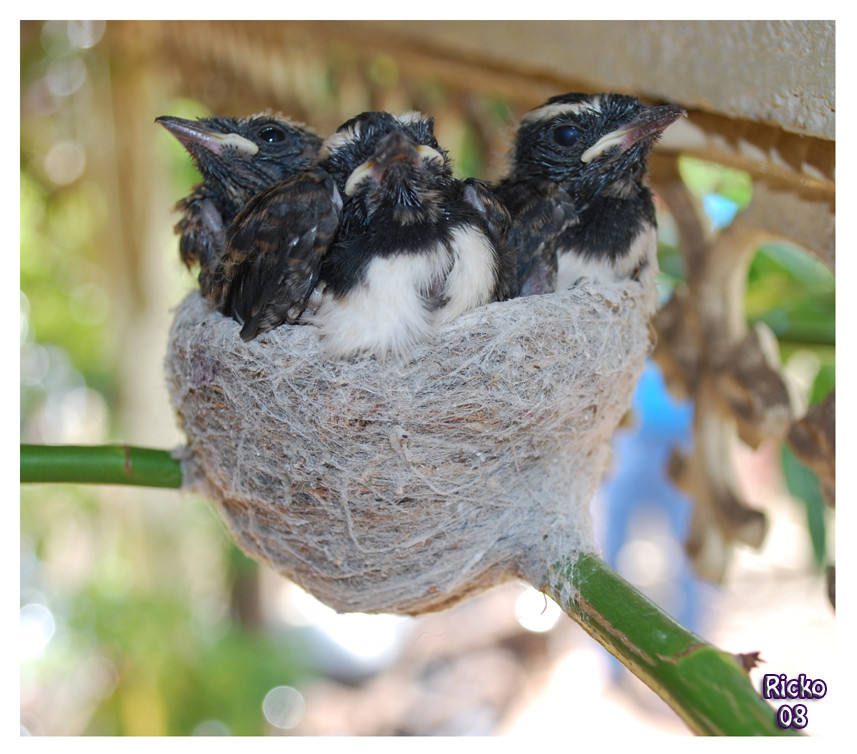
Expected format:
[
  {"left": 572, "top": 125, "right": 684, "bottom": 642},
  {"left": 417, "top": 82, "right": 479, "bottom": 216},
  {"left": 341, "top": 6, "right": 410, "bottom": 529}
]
[{"left": 166, "top": 282, "right": 653, "bottom": 615}]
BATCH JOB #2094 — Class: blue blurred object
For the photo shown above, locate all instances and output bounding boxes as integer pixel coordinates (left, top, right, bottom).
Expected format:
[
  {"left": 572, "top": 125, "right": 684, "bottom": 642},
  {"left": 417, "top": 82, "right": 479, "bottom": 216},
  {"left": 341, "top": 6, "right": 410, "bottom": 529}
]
[
  {"left": 598, "top": 360, "right": 699, "bottom": 643},
  {"left": 703, "top": 193, "right": 740, "bottom": 230}
]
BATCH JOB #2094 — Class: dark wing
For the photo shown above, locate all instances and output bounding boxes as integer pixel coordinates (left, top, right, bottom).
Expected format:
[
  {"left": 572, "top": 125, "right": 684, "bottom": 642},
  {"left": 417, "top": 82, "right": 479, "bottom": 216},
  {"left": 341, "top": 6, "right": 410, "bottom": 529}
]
[
  {"left": 461, "top": 178, "right": 510, "bottom": 242},
  {"left": 174, "top": 186, "right": 228, "bottom": 299},
  {"left": 214, "top": 167, "right": 342, "bottom": 341},
  {"left": 495, "top": 179, "right": 578, "bottom": 298},
  {"left": 460, "top": 178, "right": 512, "bottom": 300}
]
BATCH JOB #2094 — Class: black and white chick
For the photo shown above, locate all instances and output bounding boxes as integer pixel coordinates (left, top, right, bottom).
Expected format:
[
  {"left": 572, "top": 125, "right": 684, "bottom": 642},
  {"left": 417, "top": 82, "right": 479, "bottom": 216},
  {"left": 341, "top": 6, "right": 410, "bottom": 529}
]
[
  {"left": 221, "top": 110, "right": 509, "bottom": 358},
  {"left": 156, "top": 114, "right": 322, "bottom": 300},
  {"left": 496, "top": 93, "right": 685, "bottom": 311}
]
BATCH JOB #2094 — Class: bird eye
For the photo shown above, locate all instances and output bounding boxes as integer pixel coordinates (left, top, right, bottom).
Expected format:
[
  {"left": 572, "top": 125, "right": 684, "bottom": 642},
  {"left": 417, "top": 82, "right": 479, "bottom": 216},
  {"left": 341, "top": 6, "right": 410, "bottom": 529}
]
[
  {"left": 553, "top": 125, "right": 580, "bottom": 147},
  {"left": 259, "top": 126, "right": 286, "bottom": 143}
]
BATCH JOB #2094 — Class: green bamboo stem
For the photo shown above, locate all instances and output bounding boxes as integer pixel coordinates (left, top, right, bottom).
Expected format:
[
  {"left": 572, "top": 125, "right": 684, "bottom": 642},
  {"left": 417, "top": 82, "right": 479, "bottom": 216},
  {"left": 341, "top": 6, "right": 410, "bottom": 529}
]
[
  {"left": 544, "top": 553, "right": 797, "bottom": 736},
  {"left": 20, "top": 444, "right": 183, "bottom": 488}
]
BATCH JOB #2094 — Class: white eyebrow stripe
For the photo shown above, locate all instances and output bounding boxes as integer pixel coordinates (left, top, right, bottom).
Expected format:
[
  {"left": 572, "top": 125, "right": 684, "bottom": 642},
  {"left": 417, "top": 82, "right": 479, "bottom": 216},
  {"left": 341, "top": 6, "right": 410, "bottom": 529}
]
[
  {"left": 321, "top": 112, "right": 434, "bottom": 163},
  {"left": 522, "top": 97, "right": 601, "bottom": 124},
  {"left": 396, "top": 111, "right": 430, "bottom": 126},
  {"left": 320, "top": 121, "right": 363, "bottom": 160}
]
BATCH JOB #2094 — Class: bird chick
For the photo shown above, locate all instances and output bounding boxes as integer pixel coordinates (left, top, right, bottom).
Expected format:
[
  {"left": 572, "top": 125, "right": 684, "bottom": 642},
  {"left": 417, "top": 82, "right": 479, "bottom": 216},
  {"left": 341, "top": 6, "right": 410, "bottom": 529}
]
[
  {"left": 496, "top": 93, "right": 685, "bottom": 310},
  {"left": 313, "top": 110, "right": 508, "bottom": 359},
  {"left": 156, "top": 113, "right": 321, "bottom": 299}
]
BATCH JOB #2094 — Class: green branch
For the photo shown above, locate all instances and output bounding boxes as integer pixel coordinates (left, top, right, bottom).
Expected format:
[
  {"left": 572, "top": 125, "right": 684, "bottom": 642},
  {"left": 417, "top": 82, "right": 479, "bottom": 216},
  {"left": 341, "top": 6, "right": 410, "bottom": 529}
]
[
  {"left": 544, "top": 553, "right": 796, "bottom": 736},
  {"left": 20, "top": 444, "right": 183, "bottom": 488}
]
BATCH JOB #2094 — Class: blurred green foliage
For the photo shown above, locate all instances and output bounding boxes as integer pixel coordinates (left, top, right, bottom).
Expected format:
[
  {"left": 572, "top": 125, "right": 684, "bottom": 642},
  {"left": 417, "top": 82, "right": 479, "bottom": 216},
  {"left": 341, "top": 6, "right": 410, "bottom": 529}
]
[
  {"left": 21, "top": 478, "right": 312, "bottom": 735},
  {"left": 81, "top": 594, "right": 310, "bottom": 735},
  {"left": 20, "top": 171, "right": 114, "bottom": 400},
  {"left": 747, "top": 242, "right": 835, "bottom": 347}
]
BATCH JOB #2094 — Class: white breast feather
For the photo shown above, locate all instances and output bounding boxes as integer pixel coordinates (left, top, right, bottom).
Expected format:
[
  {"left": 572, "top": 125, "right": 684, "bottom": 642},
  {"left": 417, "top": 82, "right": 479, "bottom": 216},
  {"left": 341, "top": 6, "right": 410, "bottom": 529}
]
[
  {"left": 556, "top": 223, "right": 658, "bottom": 313},
  {"left": 314, "top": 226, "right": 499, "bottom": 359},
  {"left": 435, "top": 226, "right": 497, "bottom": 324},
  {"left": 314, "top": 247, "right": 449, "bottom": 360}
]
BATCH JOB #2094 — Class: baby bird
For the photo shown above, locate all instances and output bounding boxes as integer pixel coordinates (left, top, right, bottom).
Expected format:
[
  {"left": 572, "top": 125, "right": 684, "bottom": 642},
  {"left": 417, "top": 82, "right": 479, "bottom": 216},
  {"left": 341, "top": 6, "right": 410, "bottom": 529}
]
[
  {"left": 156, "top": 113, "right": 321, "bottom": 299},
  {"left": 496, "top": 92, "right": 684, "bottom": 310},
  {"left": 315, "top": 111, "right": 508, "bottom": 359}
]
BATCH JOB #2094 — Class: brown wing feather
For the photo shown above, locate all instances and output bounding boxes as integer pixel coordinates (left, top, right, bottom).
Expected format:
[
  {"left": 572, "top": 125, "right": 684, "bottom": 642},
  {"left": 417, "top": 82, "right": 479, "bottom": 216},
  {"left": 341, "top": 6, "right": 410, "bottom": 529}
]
[{"left": 213, "top": 168, "right": 342, "bottom": 340}]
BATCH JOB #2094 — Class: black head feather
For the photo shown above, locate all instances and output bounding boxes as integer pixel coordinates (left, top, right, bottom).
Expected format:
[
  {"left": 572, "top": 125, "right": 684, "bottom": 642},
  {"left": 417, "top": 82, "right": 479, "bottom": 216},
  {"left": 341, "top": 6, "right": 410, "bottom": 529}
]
[
  {"left": 158, "top": 114, "right": 321, "bottom": 205},
  {"left": 507, "top": 93, "right": 683, "bottom": 210},
  {"left": 318, "top": 111, "right": 459, "bottom": 295}
]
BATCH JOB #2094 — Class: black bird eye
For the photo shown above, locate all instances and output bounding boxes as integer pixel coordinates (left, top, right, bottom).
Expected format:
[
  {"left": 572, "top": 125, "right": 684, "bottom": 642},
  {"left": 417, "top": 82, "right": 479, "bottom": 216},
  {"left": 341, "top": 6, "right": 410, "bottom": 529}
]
[
  {"left": 259, "top": 126, "right": 286, "bottom": 143},
  {"left": 553, "top": 125, "right": 580, "bottom": 147}
]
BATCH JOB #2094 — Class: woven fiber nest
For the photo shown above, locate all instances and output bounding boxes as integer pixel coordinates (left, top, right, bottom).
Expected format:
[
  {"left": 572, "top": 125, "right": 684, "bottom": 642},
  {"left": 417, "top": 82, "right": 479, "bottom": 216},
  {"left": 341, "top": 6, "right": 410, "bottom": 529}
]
[{"left": 166, "top": 283, "right": 652, "bottom": 615}]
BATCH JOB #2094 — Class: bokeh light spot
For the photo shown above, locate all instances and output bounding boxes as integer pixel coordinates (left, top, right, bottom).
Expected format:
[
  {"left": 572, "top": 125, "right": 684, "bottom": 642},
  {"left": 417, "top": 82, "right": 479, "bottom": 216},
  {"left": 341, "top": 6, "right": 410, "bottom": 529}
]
[
  {"left": 67, "top": 20, "right": 106, "bottom": 49},
  {"left": 20, "top": 603, "right": 56, "bottom": 660},
  {"left": 46, "top": 55, "right": 87, "bottom": 97},
  {"left": 262, "top": 686, "right": 305, "bottom": 730},
  {"left": 44, "top": 141, "right": 86, "bottom": 186},
  {"left": 514, "top": 586, "right": 561, "bottom": 633},
  {"left": 192, "top": 719, "right": 231, "bottom": 736}
]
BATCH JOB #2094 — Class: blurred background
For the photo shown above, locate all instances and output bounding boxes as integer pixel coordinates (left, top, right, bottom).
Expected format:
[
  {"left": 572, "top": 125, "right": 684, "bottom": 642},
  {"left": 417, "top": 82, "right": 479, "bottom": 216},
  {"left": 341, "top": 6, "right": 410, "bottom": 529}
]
[{"left": 20, "top": 20, "right": 834, "bottom": 736}]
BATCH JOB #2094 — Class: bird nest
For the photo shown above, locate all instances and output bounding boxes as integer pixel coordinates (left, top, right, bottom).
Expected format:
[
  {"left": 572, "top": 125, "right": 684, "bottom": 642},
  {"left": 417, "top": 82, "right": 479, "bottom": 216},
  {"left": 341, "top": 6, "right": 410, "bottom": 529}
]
[{"left": 165, "top": 283, "right": 652, "bottom": 615}]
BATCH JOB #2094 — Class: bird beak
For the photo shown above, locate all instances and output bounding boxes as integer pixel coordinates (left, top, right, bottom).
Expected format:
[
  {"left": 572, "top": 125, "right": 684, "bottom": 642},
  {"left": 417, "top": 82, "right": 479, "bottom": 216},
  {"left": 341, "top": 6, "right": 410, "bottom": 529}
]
[
  {"left": 580, "top": 104, "right": 686, "bottom": 163},
  {"left": 344, "top": 132, "right": 444, "bottom": 196},
  {"left": 156, "top": 116, "right": 260, "bottom": 157}
]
